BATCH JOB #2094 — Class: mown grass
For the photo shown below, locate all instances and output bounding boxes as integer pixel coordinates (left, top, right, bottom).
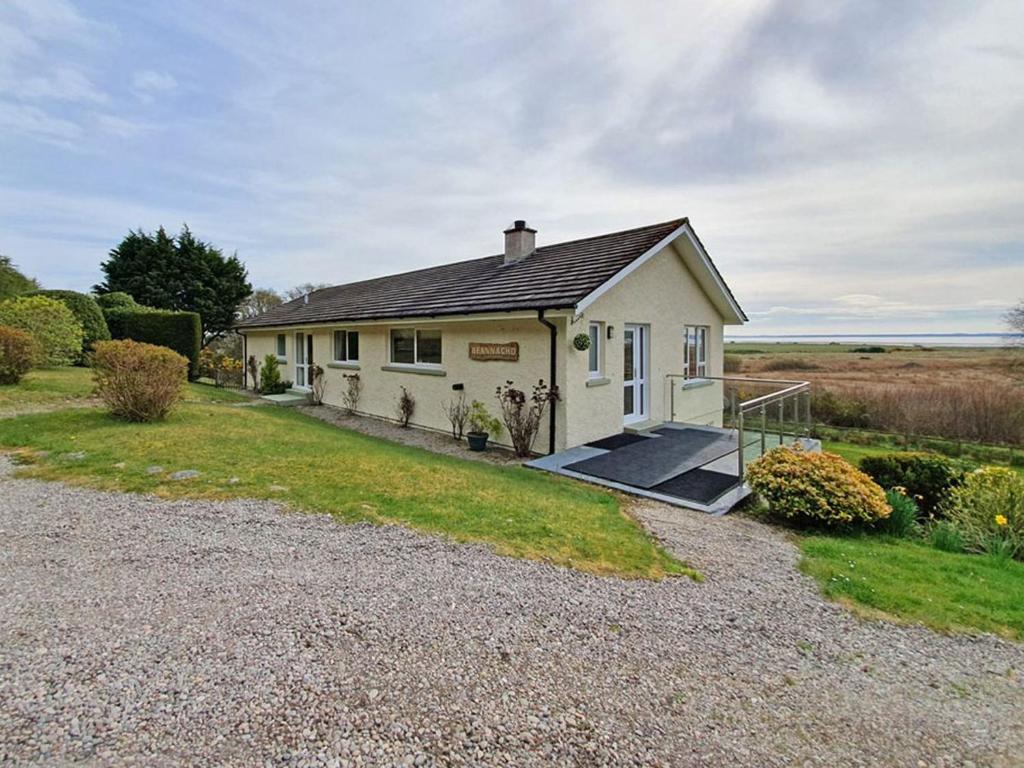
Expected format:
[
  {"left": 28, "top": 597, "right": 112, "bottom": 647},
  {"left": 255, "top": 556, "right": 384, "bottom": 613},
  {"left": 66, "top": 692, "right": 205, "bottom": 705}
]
[
  {"left": 799, "top": 534, "right": 1024, "bottom": 639},
  {"left": 0, "top": 401, "right": 690, "bottom": 579},
  {"left": 0, "top": 367, "right": 249, "bottom": 410}
]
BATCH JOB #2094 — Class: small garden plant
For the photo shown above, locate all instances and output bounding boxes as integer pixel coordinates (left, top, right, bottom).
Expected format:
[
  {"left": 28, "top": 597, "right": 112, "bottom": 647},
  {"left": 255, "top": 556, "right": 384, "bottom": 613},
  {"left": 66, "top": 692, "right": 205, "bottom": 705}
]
[
  {"left": 468, "top": 400, "right": 502, "bottom": 437},
  {"left": 442, "top": 390, "right": 469, "bottom": 439},
  {"left": 0, "top": 325, "right": 40, "bottom": 385},
  {"left": 860, "top": 452, "right": 963, "bottom": 517},
  {"left": 496, "top": 379, "right": 559, "bottom": 457},
  {"left": 943, "top": 466, "right": 1023, "bottom": 561},
  {"left": 342, "top": 372, "right": 362, "bottom": 414},
  {"left": 397, "top": 386, "right": 415, "bottom": 427},
  {"left": 91, "top": 339, "right": 188, "bottom": 422},
  {"left": 259, "top": 354, "right": 286, "bottom": 394},
  {"left": 309, "top": 364, "right": 326, "bottom": 405}
]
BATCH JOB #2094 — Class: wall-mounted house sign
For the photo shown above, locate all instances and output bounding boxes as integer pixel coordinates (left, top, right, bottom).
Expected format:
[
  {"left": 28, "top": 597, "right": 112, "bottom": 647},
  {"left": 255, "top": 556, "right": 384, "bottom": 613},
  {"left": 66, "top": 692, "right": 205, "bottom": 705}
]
[{"left": 468, "top": 341, "right": 519, "bottom": 362}]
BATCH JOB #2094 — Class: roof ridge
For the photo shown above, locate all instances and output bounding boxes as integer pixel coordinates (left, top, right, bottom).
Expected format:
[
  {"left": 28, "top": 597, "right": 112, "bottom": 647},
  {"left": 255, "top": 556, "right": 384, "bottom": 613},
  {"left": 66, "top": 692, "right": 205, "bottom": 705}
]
[{"left": 534, "top": 216, "right": 688, "bottom": 253}]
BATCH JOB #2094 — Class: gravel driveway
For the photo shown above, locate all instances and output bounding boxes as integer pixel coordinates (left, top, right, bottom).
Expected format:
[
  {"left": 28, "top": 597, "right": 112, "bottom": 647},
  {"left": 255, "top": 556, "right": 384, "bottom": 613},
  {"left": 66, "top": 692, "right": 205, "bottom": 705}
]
[{"left": 1, "top": 456, "right": 1022, "bottom": 767}]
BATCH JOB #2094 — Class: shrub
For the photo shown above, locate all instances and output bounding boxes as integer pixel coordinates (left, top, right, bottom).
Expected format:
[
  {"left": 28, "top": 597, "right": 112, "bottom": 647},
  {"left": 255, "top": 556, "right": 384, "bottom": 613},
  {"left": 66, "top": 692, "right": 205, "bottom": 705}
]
[
  {"left": 246, "top": 354, "right": 260, "bottom": 390},
  {"left": 859, "top": 452, "right": 964, "bottom": 517},
  {"left": 468, "top": 400, "right": 502, "bottom": 437},
  {"left": 0, "top": 325, "right": 40, "bottom": 384},
  {"left": 397, "top": 386, "right": 415, "bottom": 427},
  {"left": 309, "top": 364, "right": 326, "bottom": 405},
  {"left": 812, "top": 390, "right": 871, "bottom": 428},
  {"left": 851, "top": 346, "right": 887, "bottom": 354},
  {"left": 496, "top": 379, "right": 560, "bottom": 457},
  {"left": 105, "top": 307, "right": 202, "bottom": 379},
  {"left": 95, "top": 292, "right": 138, "bottom": 311},
  {"left": 27, "top": 289, "right": 109, "bottom": 363},
  {"left": 259, "top": 354, "right": 285, "bottom": 394},
  {"left": 878, "top": 488, "right": 921, "bottom": 538},
  {"left": 0, "top": 295, "right": 83, "bottom": 367},
  {"left": 442, "top": 390, "right": 469, "bottom": 439},
  {"left": 723, "top": 354, "right": 742, "bottom": 373},
  {"left": 746, "top": 445, "right": 890, "bottom": 528},
  {"left": 198, "top": 348, "right": 243, "bottom": 387},
  {"left": 342, "top": 373, "right": 362, "bottom": 414},
  {"left": 943, "top": 467, "right": 1024, "bottom": 560},
  {"left": 91, "top": 339, "right": 187, "bottom": 422},
  {"left": 928, "top": 521, "right": 965, "bottom": 553},
  {"left": 760, "top": 357, "right": 820, "bottom": 372}
]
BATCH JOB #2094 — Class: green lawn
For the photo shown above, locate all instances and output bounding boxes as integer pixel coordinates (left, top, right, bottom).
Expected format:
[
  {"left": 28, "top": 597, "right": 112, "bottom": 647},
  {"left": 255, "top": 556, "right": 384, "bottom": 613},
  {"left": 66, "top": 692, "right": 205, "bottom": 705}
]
[
  {"left": 0, "top": 367, "right": 250, "bottom": 411},
  {"left": 0, "top": 397, "right": 689, "bottom": 580},
  {"left": 800, "top": 534, "right": 1024, "bottom": 640}
]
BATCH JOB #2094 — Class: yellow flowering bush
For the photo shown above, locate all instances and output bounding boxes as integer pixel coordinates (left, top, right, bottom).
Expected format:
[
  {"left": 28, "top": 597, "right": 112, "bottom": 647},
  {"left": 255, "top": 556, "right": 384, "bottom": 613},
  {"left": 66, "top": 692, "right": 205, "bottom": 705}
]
[
  {"left": 746, "top": 446, "right": 890, "bottom": 527},
  {"left": 944, "top": 467, "right": 1024, "bottom": 560}
]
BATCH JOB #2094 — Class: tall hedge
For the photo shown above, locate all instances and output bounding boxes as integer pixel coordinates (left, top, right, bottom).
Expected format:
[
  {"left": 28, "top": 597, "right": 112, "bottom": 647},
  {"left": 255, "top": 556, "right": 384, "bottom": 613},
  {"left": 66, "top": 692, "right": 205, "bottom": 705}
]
[
  {"left": 0, "top": 295, "right": 83, "bottom": 367},
  {"left": 104, "top": 307, "right": 202, "bottom": 379},
  {"left": 27, "top": 289, "right": 110, "bottom": 364}
]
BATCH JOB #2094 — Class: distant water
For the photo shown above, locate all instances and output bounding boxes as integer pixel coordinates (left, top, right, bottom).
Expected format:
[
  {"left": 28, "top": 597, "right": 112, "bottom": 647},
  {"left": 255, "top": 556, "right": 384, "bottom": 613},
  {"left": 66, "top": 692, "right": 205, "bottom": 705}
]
[{"left": 725, "top": 333, "right": 1022, "bottom": 348}]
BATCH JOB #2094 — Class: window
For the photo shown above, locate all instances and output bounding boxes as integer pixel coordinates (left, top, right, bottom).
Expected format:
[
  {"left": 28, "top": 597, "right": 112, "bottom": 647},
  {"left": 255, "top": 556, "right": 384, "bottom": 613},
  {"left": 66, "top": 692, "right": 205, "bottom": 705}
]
[
  {"left": 390, "top": 328, "right": 442, "bottom": 366},
  {"left": 333, "top": 330, "right": 360, "bottom": 362},
  {"left": 587, "top": 322, "right": 601, "bottom": 377},
  {"left": 684, "top": 326, "right": 708, "bottom": 379},
  {"left": 276, "top": 334, "right": 286, "bottom": 359}
]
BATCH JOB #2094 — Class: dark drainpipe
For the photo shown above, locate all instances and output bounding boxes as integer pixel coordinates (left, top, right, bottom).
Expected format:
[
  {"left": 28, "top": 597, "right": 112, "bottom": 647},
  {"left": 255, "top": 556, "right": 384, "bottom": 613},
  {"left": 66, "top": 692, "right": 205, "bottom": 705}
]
[
  {"left": 242, "top": 332, "right": 248, "bottom": 389},
  {"left": 536, "top": 309, "right": 558, "bottom": 455}
]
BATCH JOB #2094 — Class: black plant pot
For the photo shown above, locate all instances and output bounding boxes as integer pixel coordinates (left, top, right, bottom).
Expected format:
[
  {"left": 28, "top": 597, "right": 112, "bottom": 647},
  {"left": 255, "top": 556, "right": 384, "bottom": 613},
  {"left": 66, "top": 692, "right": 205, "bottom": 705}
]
[{"left": 467, "top": 432, "right": 489, "bottom": 451}]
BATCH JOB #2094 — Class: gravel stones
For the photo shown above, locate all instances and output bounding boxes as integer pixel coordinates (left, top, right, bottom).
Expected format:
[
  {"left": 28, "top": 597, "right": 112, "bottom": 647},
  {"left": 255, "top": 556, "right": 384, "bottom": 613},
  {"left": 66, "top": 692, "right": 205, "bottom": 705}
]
[{"left": 1, "top": 455, "right": 1022, "bottom": 766}]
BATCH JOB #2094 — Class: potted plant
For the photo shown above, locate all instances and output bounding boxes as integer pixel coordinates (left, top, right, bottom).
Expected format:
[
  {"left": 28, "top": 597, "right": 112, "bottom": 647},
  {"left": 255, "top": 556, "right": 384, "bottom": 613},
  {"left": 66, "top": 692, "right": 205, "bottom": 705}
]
[{"left": 467, "top": 400, "right": 502, "bottom": 451}]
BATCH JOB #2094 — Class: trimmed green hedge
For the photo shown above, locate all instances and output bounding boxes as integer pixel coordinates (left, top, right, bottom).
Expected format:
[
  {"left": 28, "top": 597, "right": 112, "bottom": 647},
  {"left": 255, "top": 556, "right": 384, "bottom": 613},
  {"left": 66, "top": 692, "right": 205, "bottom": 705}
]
[
  {"left": 104, "top": 307, "right": 201, "bottom": 379},
  {"left": 27, "top": 289, "right": 110, "bottom": 364}
]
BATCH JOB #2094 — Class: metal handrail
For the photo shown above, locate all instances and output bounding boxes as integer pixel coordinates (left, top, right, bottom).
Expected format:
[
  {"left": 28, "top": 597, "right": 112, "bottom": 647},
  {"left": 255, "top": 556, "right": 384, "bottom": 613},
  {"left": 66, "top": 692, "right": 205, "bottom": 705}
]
[{"left": 664, "top": 374, "right": 812, "bottom": 482}]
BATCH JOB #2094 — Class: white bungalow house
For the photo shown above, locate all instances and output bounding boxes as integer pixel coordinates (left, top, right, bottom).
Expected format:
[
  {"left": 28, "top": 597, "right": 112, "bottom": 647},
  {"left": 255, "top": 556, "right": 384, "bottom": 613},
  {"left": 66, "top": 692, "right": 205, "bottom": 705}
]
[{"left": 236, "top": 217, "right": 747, "bottom": 456}]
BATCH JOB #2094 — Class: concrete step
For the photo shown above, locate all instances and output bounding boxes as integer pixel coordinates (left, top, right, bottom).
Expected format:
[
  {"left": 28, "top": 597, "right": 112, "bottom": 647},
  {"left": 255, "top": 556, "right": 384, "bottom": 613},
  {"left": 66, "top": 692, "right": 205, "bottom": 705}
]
[{"left": 260, "top": 390, "right": 309, "bottom": 406}]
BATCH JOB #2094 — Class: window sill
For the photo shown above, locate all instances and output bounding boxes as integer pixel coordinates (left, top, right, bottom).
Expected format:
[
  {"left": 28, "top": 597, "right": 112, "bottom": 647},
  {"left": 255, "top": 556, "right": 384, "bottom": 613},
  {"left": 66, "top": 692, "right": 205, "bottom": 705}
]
[
  {"left": 327, "top": 361, "right": 360, "bottom": 370},
  {"left": 681, "top": 377, "right": 713, "bottom": 390},
  {"left": 276, "top": 356, "right": 287, "bottom": 363},
  {"left": 586, "top": 376, "right": 610, "bottom": 388},
  {"left": 381, "top": 364, "right": 447, "bottom": 377}
]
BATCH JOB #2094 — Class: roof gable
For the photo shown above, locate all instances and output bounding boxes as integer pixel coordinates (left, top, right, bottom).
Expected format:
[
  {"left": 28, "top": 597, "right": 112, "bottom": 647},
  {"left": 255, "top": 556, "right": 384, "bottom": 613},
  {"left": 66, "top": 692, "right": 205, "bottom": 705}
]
[{"left": 237, "top": 217, "right": 745, "bottom": 328}]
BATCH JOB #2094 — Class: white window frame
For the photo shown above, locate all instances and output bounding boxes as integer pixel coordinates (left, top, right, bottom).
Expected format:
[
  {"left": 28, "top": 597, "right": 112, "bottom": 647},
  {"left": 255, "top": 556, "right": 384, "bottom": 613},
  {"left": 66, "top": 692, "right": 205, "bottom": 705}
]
[
  {"left": 587, "top": 322, "right": 602, "bottom": 378},
  {"left": 275, "top": 333, "right": 287, "bottom": 361},
  {"left": 333, "top": 329, "right": 359, "bottom": 363},
  {"left": 684, "top": 325, "right": 709, "bottom": 379},
  {"left": 389, "top": 328, "right": 443, "bottom": 368}
]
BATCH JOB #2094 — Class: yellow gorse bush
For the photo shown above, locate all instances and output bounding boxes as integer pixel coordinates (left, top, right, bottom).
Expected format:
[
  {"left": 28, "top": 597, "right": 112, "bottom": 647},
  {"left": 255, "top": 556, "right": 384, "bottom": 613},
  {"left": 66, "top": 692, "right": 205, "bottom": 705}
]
[{"left": 746, "top": 445, "right": 890, "bottom": 527}]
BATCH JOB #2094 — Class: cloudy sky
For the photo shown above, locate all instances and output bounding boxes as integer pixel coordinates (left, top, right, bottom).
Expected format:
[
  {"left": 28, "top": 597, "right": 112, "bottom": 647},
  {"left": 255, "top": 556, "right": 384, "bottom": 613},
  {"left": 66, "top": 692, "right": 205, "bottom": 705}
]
[{"left": 1, "top": 1, "right": 1022, "bottom": 334}]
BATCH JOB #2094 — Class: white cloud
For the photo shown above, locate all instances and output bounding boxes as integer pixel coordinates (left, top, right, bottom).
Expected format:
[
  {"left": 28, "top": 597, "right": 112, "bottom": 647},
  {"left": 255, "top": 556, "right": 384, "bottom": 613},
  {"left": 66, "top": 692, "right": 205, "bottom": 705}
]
[{"left": 131, "top": 70, "right": 177, "bottom": 103}]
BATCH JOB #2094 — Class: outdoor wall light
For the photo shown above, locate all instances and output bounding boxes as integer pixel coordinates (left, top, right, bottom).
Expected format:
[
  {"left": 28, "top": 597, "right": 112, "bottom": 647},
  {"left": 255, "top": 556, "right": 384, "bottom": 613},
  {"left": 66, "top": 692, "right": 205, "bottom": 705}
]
[
  {"left": 452, "top": 382, "right": 465, "bottom": 391},
  {"left": 607, "top": 325, "right": 615, "bottom": 340}
]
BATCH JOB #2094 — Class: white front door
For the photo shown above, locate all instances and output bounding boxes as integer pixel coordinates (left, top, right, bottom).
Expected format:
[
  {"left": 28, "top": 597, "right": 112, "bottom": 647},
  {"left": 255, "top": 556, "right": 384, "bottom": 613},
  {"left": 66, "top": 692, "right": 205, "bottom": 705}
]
[
  {"left": 623, "top": 324, "right": 649, "bottom": 423},
  {"left": 295, "top": 332, "right": 312, "bottom": 388}
]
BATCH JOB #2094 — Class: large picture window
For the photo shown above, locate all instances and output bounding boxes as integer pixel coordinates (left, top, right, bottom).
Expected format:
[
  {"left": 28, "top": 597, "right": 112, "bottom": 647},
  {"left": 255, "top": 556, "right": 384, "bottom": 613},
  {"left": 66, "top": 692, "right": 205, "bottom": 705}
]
[
  {"left": 333, "top": 330, "right": 359, "bottom": 362},
  {"left": 588, "top": 322, "right": 602, "bottom": 377},
  {"left": 390, "top": 328, "right": 442, "bottom": 366},
  {"left": 684, "top": 326, "right": 708, "bottom": 379}
]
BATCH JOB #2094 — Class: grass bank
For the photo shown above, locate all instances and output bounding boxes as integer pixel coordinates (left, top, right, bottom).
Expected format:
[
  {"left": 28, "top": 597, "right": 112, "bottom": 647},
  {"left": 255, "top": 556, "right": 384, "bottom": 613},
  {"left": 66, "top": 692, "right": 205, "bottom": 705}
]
[
  {"left": 0, "top": 398, "right": 690, "bottom": 580},
  {"left": 799, "top": 534, "right": 1024, "bottom": 640}
]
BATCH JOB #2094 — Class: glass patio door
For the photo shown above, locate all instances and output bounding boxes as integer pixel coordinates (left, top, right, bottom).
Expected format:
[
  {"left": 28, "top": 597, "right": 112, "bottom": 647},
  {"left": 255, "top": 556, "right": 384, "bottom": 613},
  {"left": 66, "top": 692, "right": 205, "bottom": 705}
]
[
  {"left": 623, "top": 324, "right": 648, "bottom": 423},
  {"left": 295, "top": 332, "right": 312, "bottom": 388}
]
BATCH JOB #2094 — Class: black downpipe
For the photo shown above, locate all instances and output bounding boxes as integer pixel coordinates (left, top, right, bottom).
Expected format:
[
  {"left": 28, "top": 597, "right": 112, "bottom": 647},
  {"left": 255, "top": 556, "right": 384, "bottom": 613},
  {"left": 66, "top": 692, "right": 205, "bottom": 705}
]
[
  {"left": 537, "top": 309, "right": 558, "bottom": 455},
  {"left": 242, "top": 333, "right": 248, "bottom": 389}
]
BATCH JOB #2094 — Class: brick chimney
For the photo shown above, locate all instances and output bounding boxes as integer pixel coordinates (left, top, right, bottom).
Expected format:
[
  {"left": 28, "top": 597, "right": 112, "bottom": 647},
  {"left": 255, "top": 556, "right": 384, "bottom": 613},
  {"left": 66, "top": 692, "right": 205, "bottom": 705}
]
[{"left": 503, "top": 220, "right": 536, "bottom": 264}]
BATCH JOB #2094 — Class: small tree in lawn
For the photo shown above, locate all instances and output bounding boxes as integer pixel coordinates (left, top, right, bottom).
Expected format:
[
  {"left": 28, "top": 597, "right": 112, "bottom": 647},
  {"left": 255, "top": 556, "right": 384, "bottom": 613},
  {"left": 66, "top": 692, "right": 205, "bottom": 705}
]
[{"left": 496, "top": 379, "right": 560, "bottom": 457}]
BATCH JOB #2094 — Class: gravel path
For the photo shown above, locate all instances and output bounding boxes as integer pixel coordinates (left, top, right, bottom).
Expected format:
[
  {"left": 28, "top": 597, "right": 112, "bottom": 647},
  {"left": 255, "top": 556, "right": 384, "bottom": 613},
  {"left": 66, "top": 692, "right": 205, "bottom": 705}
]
[{"left": 1, "top": 456, "right": 1022, "bottom": 767}]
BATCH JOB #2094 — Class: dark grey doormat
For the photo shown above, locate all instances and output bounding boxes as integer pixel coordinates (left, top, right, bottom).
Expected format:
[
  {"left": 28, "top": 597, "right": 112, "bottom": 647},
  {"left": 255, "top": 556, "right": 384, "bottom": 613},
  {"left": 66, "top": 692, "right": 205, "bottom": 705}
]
[
  {"left": 651, "top": 469, "right": 740, "bottom": 505},
  {"left": 564, "top": 430, "right": 737, "bottom": 489},
  {"left": 586, "top": 433, "right": 652, "bottom": 451}
]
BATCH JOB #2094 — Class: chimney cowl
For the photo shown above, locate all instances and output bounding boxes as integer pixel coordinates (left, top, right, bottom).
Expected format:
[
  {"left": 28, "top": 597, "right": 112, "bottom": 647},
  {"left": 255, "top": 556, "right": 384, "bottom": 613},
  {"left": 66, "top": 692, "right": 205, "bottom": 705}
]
[{"left": 503, "top": 219, "right": 536, "bottom": 264}]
